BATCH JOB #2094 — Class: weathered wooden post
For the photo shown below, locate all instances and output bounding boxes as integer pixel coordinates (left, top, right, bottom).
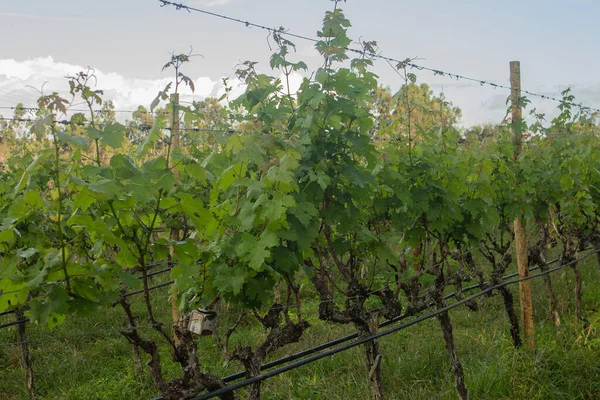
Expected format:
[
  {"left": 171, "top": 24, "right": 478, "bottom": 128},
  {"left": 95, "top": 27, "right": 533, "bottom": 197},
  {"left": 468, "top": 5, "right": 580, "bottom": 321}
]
[{"left": 510, "top": 61, "right": 535, "bottom": 351}]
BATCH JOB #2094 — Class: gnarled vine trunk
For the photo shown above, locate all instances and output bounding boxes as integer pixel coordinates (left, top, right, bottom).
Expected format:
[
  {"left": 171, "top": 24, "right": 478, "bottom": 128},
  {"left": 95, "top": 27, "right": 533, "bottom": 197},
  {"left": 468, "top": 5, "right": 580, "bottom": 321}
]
[
  {"left": 119, "top": 293, "right": 233, "bottom": 400},
  {"left": 15, "top": 309, "right": 36, "bottom": 400},
  {"left": 497, "top": 287, "right": 522, "bottom": 348},
  {"left": 561, "top": 234, "right": 589, "bottom": 330},
  {"left": 437, "top": 310, "right": 469, "bottom": 400},
  {"left": 432, "top": 258, "right": 469, "bottom": 400},
  {"left": 571, "top": 259, "right": 590, "bottom": 330},
  {"left": 230, "top": 304, "right": 309, "bottom": 400},
  {"left": 527, "top": 226, "right": 561, "bottom": 335},
  {"left": 461, "top": 246, "right": 522, "bottom": 349},
  {"left": 536, "top": 252, "right": 561, "bottom": 334},
  {"left": 355, "top": 320, "right": 385, "bottom": 400},
  {"left": 312, "top": 262, "right": 402, "bottom": 400}
]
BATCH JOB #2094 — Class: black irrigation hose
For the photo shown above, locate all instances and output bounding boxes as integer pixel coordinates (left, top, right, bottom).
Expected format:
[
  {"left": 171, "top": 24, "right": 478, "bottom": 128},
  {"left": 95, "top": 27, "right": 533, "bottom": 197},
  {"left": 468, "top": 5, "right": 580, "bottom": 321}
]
[
  {"left": 188, "top": 249, "right": 600, "bottom": 400},
  {"left": 218, "top": 310, "right": 418, "bottom": 385},
  {"left": 0, "top": 310, "right": 15, "bottom": 317},
  {"left": 0, "top": 267, "right": 176, "bottom": 334},
  {"left": 456, "top": 246, "right": 591, "bottom": 295},
  {"left": 144, "top": 267, "right": 173, "bottom": 279},
  {"left": 0, "top": 248, "right": 594, "bottom": 399},
  {"left": 124, "top": 280, "right": 174, "bottom": 298},
  {"left": 146, "top": 260, "right": 172, "bottom": 271},
  {"left": 0, "top": 318, "right": 29, "bottom": 329},
  {"left": 221, "top": 329, "right": 381, "bottom": 383},
  {"left": 215, "top": 248, "right": 588, "bottom": 385}
]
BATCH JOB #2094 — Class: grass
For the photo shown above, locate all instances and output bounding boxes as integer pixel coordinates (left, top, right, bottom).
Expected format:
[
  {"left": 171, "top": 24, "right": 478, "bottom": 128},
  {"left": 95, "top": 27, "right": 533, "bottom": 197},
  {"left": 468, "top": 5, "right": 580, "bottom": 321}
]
[{"left": 2, "top": 255, "right": 600, "bottom": 400}]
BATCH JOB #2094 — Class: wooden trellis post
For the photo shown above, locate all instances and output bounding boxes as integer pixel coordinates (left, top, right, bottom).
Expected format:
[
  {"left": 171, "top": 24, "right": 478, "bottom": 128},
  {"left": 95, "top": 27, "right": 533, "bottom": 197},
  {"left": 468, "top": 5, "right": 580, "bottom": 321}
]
[
  {"left": 510, "top": 61, "right": 535, "bottom": 350},
  {"left": 170, "top": 92, "right": 182, "bottom": 343}
]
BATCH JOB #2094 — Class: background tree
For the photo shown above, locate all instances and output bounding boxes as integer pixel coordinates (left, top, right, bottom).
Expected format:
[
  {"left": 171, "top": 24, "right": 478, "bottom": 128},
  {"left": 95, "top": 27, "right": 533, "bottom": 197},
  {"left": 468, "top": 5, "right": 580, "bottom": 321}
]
[
  {"left": 373, "top": 82, "right": 462, "bottom": 144},
  {"left": 462, "top": 123, "right": 505, "bottom": 146},
  {"left": 96, "top": 100, "right": 116, "bottom": 126},
  {"left": 126, "top": 105, "right": 155, "bottom": 145}
]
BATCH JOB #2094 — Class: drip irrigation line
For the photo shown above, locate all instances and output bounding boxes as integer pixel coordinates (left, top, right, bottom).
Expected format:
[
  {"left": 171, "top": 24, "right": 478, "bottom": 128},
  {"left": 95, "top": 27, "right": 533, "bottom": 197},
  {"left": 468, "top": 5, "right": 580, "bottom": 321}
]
[
  {"left": 456, "top": 246, "right": 581, "bottom": 295},
  {"left": 124, "top": 280, "right": 174, "bottom": 298},
  {"left": 157, "top": 0, "right": 600, "bottom": 114},
  {"left": 216, "top": 247, "right": 584, "bottom": 385},
  {"left": 0, "top": 260, "right": 170, "bottom": 300},
  {"left": 217, "top": 314, "right": 412, "bottom": 385},
  {"left": 0, "top": 318, "right": 29, "bottom": 330},
  {"left": 145, "top": 260, "right": 174, "bottom": 272},
  {"left": 153, "top": 247, "right": 592, "bottom": 396},
  {"left": 188, "top": 248, "right": 600, "bottom": 400},
  {"left": 145, "top": 267, "right": 173, "bottom": 279}
]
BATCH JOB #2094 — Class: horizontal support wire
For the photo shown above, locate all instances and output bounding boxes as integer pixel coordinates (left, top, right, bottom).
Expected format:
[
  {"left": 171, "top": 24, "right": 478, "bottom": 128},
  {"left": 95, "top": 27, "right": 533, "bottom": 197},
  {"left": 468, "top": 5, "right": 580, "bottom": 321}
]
[
  {"left": 4, "top": 2, "right": 598, "bottom": 116},
  {"left": 0, "top": 248, "right": 580, "bottom": 344},
  {"left": 0, "top": 105, "right": 169, "bottom": 115},
  {"left": 157, "top": 0, "right": 600, "bottom": 114},
  {"left": 0, "top": 238, "right": 493, "bottom": 321},
  {"left": 0, "top": 244, "right": 589, "bottom": 331},
  {"left": 0, "top": 117, "right": 236, "bottom": 134},
  {"left": 0, "top": 261, "right": 173, "bottom": 320}
]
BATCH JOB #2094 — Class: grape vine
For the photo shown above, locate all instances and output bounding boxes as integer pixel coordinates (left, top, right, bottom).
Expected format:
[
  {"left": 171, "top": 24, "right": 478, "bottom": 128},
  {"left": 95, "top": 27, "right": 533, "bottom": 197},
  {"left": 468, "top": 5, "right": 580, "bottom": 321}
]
[{"left": 1, "top": 3, "right": 600, "bottom": 400}]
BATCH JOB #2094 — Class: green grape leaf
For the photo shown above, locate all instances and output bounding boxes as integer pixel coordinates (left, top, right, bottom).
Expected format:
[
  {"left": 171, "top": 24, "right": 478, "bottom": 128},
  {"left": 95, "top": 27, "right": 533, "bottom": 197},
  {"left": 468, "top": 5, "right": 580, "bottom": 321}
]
[
  {"left": 213, "top": 263, "right": 249, "bottom": 295},
  {"left": 58, "top": 131, "right": 90, "bottom": 150},
  {"left": 101, "top": 123, "right": 126, "bottom": 148}
]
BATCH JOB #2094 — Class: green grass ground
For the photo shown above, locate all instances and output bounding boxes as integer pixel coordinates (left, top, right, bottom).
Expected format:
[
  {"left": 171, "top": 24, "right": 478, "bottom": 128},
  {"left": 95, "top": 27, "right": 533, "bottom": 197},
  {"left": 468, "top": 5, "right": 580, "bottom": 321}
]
[{"left": 2, "top": 255, "right": 600, "bottom": 400}]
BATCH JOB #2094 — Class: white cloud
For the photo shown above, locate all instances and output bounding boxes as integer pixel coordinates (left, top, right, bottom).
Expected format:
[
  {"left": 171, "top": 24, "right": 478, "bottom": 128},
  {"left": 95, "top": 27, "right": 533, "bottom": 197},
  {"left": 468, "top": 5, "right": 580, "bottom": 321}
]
[
  {"left": 0, "top": 57, "right": 308, "bottom": 124},
  {"left": 0, "top": 57, "right": 83, "bottom": 81},
  {"left": 0, "top": 57, "right": 245, "bottom": 121}
]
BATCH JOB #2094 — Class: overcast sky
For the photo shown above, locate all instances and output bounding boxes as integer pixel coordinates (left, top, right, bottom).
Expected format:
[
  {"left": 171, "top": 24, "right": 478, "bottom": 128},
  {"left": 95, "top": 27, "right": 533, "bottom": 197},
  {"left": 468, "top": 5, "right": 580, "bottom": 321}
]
[{"left": 1, "top": 0, "right": 599, "bottom": 126}]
